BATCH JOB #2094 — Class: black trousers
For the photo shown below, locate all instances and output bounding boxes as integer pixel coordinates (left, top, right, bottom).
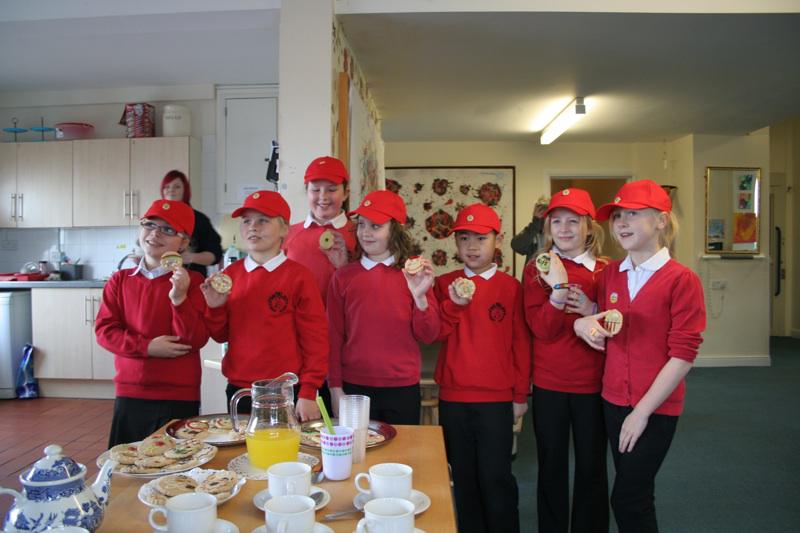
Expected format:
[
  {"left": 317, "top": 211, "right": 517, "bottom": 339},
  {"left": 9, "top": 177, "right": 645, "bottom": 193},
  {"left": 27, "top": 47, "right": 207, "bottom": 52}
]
[
  {"left": 108, "top": 396, "right": 200, "bottom": 447},
  {"left": 440, "top": 400, "right": 519, "bottom": 533},
  {"left": 532, "top": 387, "right": 609, "bottom": 533},
  {"left": 603, "top": 400, "right": 678, "bottom": 533},
  {"left": 342, "top": 382, "right": 420, "bottom": 425}
]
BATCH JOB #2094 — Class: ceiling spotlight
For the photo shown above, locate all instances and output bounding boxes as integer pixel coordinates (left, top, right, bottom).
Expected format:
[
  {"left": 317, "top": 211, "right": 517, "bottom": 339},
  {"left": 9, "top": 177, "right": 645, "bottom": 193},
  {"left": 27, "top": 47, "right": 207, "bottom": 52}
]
[{"left": 540, "top": 97, "right": 586, "bottom": 145}]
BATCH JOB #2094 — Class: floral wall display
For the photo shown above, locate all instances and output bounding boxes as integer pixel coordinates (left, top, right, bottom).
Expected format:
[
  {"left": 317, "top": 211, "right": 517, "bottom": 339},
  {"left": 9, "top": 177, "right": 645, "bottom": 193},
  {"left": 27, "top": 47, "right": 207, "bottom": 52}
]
[
  {"left": 332, "top": 20, "right": 385, "bottom": 206},
  {"left": 384, "top": 167, "right": 516, "bottom": 277}
]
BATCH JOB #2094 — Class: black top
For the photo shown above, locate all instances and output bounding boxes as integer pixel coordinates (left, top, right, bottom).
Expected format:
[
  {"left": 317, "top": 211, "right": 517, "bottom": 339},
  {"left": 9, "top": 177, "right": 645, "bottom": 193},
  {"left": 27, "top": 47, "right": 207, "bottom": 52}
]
[
  {"left": 187, "top": 208, "right": 223, "bottom": 277},
  {"left": 510, "top": 217, "right": 544, "bottom": 264}
]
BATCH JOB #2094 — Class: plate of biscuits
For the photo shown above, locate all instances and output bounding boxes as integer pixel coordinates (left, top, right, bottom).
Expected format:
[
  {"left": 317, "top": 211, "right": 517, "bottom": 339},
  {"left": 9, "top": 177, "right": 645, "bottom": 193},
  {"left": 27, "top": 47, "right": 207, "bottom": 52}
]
[
  {"left": 138, "top": 468, "right": 246, "bottom": 507},
  {"left": 97, "top": 433, "right": 217, "bottom": 477},
  {"left": 165, "top": 414, "right": 247, "bottom": 447},
  {"left": 299, "top": 419, "right": 396, "bottom": 450}
]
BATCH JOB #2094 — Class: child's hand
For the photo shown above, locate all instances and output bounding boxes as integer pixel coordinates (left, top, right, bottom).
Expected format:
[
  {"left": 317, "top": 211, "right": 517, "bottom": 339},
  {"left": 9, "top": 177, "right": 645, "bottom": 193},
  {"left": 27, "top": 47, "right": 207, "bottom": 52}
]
[
  {"left": 200, "top": 278, "right": 229, "bottom": 308},
  {"left": 566, "top": 286, "right": 595, "bottom": 316},
  {"left": 147, "top": 335, "right": 192, "bottom": 358},
  {"left": 573, "top": 312, "right": 612, "bottom": 351},
  {"left": 512, "top": 401, "right": 528, "bottom": 420},
  {"left": 168, "top": 267, "right": 190, "bottom": 306},
  {"left": 447, "top": 282, "right": 472, "bottom": 306},
  {"left": 403, "top": 258, "right": 435, "bottom": 309},
  {"left": 619, "top": 409, "right": 649, "bottom": 453},
  {"left": 295, "top": 398, "right": 321, "bottom": 422},
  {"left": 330, "top": 387, "right": 345, "bottom": 417},
  {"left": 321, "top": 231, "right": 349, "bottom": 269}
]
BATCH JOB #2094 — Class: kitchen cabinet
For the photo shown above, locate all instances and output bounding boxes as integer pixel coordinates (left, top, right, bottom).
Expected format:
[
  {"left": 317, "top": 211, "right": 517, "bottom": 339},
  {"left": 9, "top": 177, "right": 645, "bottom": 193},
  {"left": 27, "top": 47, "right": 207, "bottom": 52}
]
[
  {"left": 72, "top": 136, "right": 200, "bottom": 227},
  {"left": 31, "top": 288, "right": 114, "bottom": 380},
  {"left": 1, "top": 142, "right": 73, "bottom": 228}
]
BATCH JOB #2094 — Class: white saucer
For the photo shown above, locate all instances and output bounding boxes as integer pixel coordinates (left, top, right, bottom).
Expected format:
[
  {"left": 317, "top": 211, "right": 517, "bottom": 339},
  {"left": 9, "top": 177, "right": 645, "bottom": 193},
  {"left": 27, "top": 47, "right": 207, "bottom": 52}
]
[
  {"left": 251, "top": 523, "right": 332, "bottom": 533},
  {"left": 253, "top": 485, "right": 331, "bottom": 511},
  {"left": 214, "top": 519, "right": 239, "bottom": 533},
  {"left": 353, "top": 489, "right": 431, "bottom": 515},
  {"left": 228, "top": 452, "right": 320, "bottom": 480},
  {"left": 352, "top": 529, "right": 425, "bottom": 533}
]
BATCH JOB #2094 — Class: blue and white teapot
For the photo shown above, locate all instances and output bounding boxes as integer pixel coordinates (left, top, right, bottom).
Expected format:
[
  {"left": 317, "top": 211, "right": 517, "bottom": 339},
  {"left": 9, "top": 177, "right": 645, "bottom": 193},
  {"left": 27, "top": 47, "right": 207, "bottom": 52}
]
[{"left": 0, "top": 444, "right": 117, "bottom": 532}]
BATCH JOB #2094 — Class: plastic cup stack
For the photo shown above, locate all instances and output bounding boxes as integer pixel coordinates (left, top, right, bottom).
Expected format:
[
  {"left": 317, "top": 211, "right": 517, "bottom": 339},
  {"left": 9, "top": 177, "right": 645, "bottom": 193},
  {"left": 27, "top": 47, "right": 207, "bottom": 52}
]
[{"left": 339, "top": 394, "right": 370, "bottom": 464}]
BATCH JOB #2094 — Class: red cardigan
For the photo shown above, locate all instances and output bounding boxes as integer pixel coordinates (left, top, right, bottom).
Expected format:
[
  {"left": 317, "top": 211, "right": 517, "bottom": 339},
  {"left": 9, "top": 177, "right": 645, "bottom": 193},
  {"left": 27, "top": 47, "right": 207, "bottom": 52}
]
[
  {"left": 327, "top": 261, "right": 440, "bottom": 389},
  {"left": 284, "top": 220, "right": 357, "bottom": 303},
  {"left": 204, "top": 258, "right": 329, "bottom": 401},
  {"left": 599, "top": 259, "right": 706, "bottom": 416},
  {"left": 435, "top": 269, "right": 531, "bottom": 403},
  {"left": 95, "top": 269, "right": 209, "bottom": 401},
  {"left": 523, "top": 258, "right": 606, "bottom": 394}
]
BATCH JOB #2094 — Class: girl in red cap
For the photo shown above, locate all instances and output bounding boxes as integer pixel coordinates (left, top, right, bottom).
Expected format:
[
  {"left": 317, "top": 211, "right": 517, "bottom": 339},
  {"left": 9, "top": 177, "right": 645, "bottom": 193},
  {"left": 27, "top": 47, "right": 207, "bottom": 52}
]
[
  {"left": 201, "top": 190, "right": 329, "bottom": 423},
  {"left": 522, "top": 188, "right": 609, "bottom": 533},
  {"left": 434, "top": 202, "right": 531, "bottom": 533},
  {"left": 96, "top": 199, "right": 210, "bottom": 447},
  {"left": 327, "top": 190, "right": 440, "bottom": 424},
  {"left": 574, "top": 180, "right": 706, "bottom": 533}
]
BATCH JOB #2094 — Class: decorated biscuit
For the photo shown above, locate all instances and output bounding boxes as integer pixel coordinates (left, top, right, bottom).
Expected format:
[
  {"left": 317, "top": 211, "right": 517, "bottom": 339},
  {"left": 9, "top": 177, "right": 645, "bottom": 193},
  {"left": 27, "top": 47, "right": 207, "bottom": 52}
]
[
  {"left": 604, "top": 309, "right": 624, "bottom": 335},
  {"left": 160, "top": 251, "right": 183, "bottom": 271},
  {"left": 156, "top": 474, "right": 198, "bottom": 497},
  {"left": 453, "top": 277, "right": 476, "bottom": 299},
  {"left": 404, "top": 256, "right": 425, "bottom": 275},
  {"left": 319, "top": 229, "right": 335, "bottom": 250},
  {"left": 209, "top": 273, "right": 233, "bottom": 294},
  {"left": 165, "top": 439, "right": 203, "bottom": 459},
  {"left": 535, "top": 253, "right": 551, "bottom": 274},
  {"left": 198, "top": 471, "right": 238, "bottom": 494}
]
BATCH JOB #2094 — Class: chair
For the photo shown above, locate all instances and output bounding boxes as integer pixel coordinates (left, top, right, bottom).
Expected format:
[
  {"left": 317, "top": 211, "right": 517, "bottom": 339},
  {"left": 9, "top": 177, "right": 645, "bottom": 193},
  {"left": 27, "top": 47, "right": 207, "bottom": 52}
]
[{"left": 419, "top": 378, "right": 439, "bottom": 425}]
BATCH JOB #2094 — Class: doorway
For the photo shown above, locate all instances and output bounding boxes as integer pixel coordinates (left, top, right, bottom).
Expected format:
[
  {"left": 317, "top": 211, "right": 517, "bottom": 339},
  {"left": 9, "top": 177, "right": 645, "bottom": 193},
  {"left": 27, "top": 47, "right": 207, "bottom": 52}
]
[
  {"left": 769, "top": 181, "right": 789, "bottom": 336},
  {"left": 550, "top": 176, "right": 629, "bottom": 261}
]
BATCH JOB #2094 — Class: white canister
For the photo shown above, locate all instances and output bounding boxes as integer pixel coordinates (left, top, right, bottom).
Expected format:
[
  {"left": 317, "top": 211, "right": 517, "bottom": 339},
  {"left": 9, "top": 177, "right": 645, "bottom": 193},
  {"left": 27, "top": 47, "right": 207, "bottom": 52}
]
[{"left": 162, "top": 104, "right": 191, "bottom": 136}]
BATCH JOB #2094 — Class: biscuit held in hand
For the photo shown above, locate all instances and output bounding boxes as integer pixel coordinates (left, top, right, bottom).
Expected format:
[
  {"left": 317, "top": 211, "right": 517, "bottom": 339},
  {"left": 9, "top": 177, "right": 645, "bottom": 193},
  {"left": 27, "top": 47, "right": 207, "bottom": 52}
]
[
  {"left": 603, "top": 309, "right": 624, "bottom": 335},
  {"left": 404, "top": 256, "right": 425, "bottom": 275},
  {"left": 160, "top": 251, "right": 183, "bottom": 271},
  {"left": 453, "top": 277, "right": 476, "bottom": 299},
  {"left": 319, "top": 229, "right": 335, "bottom": 250},
  {"left": 535, "top": 253, "right": 551, "bottom": 274},
  {"left": 208, "top": 272, "right": 233, "bottom": 294}
]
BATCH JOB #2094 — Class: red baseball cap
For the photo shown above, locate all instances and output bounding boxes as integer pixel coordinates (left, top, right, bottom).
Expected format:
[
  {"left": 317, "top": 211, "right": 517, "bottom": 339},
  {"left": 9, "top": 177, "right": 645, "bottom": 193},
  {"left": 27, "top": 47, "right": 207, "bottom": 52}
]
[
  {"left": 541, "top": 188, "right": 597, "bottom": 219},
  {"left": 451, "top": 203, "right": 501, "bottom": 234},
  {"left": 348, "top": 190, "right": 407, "bottom": 224},
  {"left": 304, "top": 156, "right": 349, "bottom": 185},
  {"left": 141, "top": 200, "right": 195, "bottom": 236},
  {"left": 596, "top": 180, "right": 672, "bottom": 221},
  {"left": 231, "top": 190, "right": 291, "bottom": 221}
]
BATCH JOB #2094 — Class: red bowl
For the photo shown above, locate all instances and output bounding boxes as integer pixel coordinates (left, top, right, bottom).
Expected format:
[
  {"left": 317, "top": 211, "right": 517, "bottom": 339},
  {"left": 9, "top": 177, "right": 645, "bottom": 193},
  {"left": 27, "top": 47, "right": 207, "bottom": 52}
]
[{"left": 55, "top": 122, "right": 95, "bottom": 140}]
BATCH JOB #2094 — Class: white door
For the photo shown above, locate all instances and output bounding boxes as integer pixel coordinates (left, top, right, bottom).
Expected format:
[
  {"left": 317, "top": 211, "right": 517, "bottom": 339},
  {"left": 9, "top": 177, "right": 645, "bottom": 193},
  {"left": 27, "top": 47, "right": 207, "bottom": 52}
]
[{"left": 217, "top": 87, "right": 278, "bottom": 212}]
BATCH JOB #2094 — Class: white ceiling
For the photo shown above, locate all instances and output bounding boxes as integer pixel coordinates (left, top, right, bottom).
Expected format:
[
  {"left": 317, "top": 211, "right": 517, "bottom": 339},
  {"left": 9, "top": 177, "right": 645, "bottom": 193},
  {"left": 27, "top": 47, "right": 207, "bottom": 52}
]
[
  {"left": 1, "top": 2, "right": 799, "bottom": 144},
  {"left": 338, "top": 11, "right": 800, "bottom": 142}
]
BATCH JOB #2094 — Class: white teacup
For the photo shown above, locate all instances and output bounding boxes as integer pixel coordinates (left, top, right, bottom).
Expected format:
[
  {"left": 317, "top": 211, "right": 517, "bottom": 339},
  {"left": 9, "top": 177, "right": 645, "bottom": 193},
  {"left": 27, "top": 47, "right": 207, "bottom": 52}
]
[
  {"left": 148, "top": 492, "right": 220, "bottom": 533},
  {"left": 356, "top": 497, "right": 415, "bottom": 533},
  {"left": 264, "top": 494, "right": 316, "bottom": 533},
  {"left": 355, "top": 463, "right": 413, "bottom": 499},
  {"left": 268, "top": 461, "right": 312, "bottom": 498}
]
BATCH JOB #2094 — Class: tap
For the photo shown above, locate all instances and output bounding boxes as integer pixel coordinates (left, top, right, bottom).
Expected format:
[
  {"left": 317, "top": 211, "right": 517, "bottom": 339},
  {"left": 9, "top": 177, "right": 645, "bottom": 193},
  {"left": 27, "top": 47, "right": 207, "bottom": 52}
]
[{"left": 116, "top": 249, "right": 139, "bottom": 271}]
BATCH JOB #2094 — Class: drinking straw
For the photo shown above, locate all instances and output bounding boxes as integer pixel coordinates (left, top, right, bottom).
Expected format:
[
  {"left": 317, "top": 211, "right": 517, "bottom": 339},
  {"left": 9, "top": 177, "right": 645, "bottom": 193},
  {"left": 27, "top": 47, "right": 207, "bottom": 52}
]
[{"left": 316, "top": 395, "right": 335, "bottom": 435}]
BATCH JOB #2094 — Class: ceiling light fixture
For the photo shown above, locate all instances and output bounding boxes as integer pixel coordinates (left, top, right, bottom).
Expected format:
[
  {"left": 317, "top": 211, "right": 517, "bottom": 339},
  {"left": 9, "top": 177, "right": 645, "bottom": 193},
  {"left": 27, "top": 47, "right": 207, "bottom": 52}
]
[{"left": 540, "top": 97, "right": 586, "bottom": 145}]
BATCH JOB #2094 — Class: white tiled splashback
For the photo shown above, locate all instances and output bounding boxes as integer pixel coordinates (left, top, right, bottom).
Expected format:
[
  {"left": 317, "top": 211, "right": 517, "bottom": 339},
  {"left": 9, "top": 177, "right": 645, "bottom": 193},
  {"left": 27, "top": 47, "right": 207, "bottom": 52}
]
[{"left": 0, "top": 226, "right": 139, "bottom": 280}]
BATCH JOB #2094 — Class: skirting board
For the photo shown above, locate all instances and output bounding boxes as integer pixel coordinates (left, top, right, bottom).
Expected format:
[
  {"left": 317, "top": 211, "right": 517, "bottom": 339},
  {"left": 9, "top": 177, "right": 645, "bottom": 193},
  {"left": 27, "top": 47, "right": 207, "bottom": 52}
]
[{"left": 695, "top": 354, "right": 771, "bottom": 367}]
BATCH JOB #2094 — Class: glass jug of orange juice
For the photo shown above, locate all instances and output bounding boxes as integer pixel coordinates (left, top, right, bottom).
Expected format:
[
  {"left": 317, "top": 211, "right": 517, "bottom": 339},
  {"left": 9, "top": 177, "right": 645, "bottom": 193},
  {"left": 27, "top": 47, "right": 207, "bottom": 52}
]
[{"left": 229, "top": 372, "right": 301, "bottom": 470}]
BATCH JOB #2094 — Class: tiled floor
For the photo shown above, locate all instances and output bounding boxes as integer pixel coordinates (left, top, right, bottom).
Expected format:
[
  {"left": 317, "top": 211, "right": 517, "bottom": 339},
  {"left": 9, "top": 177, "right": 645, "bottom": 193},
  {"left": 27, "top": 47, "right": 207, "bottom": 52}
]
[{"left": 0, "top": 398, "right": 113, "bottom": 516}]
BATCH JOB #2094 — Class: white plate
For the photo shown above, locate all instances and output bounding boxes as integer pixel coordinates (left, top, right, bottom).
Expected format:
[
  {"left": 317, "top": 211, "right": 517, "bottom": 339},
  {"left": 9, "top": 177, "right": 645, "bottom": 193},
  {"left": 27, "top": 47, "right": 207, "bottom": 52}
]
[
  {"left": 97, "top": 441, "right": 218, "bottom": 478},
  {"left": 253, "top": 486, "right": 330, "bottom": 512},
  {"left": 214, "top": 519, "right": 239, "bottom": 533},
  {"left": 228, "top": 452, "right": 320, "bottom": 481},
  {"left": 353, "top": 489, "right": 431, "bottom": 515},
  {"left": 251, "top": 524, "right": 332, "bottom": 533},
  {"left": 138, "top": 468, "right": 247, "bottom": 507},
  {"left": 351, "top": 529, "right": 425, "bottom": 533}
]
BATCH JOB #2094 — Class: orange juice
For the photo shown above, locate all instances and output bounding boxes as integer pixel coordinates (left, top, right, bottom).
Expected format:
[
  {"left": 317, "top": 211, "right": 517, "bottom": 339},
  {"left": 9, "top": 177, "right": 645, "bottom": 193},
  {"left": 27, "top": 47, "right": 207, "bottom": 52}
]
[{"left": 246, "top": 428, "right": 301, "bottom": 469}]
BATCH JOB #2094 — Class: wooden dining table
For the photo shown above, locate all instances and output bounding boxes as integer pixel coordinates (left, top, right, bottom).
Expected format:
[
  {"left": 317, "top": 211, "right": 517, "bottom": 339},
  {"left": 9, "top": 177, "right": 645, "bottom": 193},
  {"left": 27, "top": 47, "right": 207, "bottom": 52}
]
[{"left": 98, "top": 424, "right": 457, "bottom": 532}]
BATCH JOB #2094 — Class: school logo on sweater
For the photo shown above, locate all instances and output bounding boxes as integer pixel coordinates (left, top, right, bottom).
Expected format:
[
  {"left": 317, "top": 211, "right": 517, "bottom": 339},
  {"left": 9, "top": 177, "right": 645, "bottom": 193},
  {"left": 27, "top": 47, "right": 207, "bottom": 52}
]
[
  {"left": 609, "top": 292, "right": 619, "bottom": 304},
  {"left": 268, "top": 291, "right": 289, "bottom": 313},
  {"left": 488, "top": 302, "right": 506, "bottom": 322}
]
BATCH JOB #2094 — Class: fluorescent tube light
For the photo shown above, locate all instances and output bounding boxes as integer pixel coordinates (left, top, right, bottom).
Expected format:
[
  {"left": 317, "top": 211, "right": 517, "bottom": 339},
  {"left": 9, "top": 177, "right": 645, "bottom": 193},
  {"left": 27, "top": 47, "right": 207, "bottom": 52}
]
[{"left": 540, "top": 97, "right": 586, "bottom": 145}]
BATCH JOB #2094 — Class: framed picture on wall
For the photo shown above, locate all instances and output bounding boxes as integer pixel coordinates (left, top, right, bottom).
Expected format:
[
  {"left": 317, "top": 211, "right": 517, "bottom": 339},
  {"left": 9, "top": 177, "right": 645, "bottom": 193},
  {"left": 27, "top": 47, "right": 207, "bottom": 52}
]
[{"left": 384, "top": 166, "right": 516, "bottom": 276}]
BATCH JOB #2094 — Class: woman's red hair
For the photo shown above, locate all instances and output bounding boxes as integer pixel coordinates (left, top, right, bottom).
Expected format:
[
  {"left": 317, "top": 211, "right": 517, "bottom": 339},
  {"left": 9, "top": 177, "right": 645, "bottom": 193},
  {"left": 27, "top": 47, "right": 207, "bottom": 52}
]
[{"left": 160, "top": 170, "right": 192, "bottom": 204}]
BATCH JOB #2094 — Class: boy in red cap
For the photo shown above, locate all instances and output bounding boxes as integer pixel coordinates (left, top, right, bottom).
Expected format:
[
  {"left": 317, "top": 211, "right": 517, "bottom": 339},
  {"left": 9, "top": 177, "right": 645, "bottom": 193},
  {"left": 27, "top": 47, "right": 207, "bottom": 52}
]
[
  {"left": 96, "top": 199, "right": 210, "bottom": 447},
  {"left": 327, "top": 190, "right": 440, "bottom": 424},
  {"left": 201, "top": 190, "right": 328, "bottom": 422},
  {"left": 574, "top": 180, "right": 706, "bottom": 533},
  {"left": 433, "top": 202, "right": 531, "bottom": 533},
  {"left": 522, "top": 188, "right": 609, "bottom": 533}
]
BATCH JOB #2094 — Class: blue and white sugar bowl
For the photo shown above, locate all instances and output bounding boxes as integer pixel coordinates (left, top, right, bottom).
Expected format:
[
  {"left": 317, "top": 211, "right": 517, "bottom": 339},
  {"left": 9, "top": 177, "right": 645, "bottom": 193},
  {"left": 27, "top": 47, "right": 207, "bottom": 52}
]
[{"left": 0, "top": 444, "right": 117, "bottom": 532}]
